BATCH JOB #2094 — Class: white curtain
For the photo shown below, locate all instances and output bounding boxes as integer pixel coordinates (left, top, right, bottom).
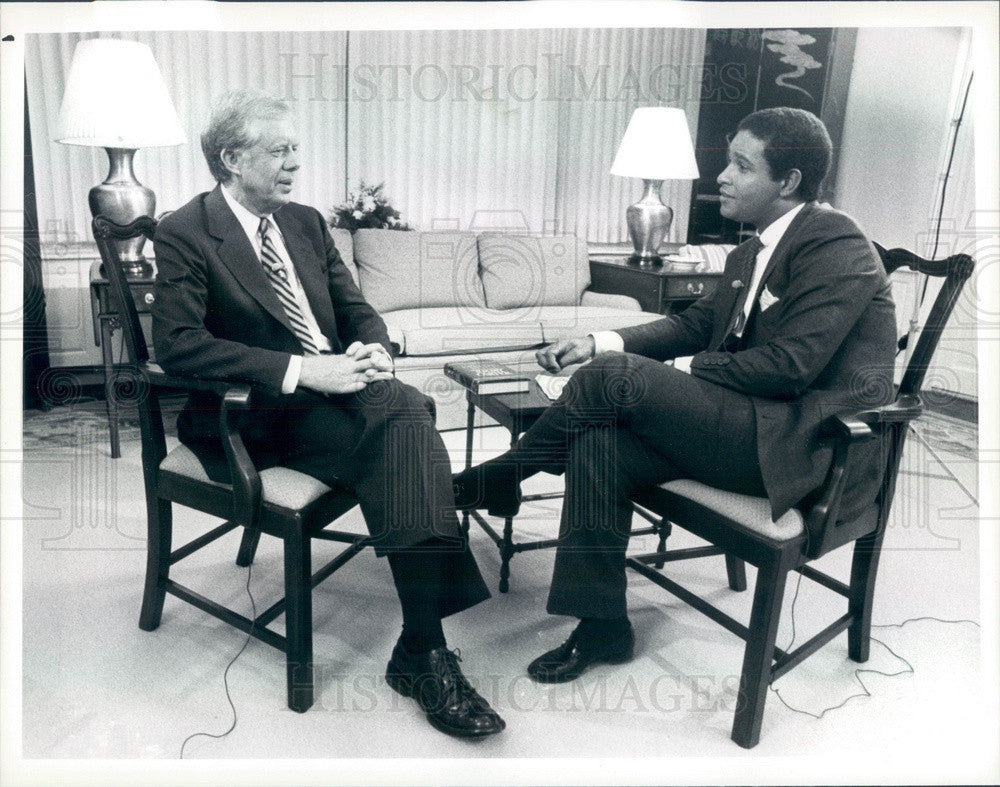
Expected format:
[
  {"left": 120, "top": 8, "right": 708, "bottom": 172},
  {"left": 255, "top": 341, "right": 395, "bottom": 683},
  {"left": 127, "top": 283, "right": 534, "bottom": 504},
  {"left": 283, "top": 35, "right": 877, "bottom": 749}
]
[
  {"left": 26, "top": 27, "right": 704, "bottom": 244},
  {"left": 26, "top": 31, "right": 348, "bottom": 244},
  {"left": 346, "top": 28, "right": 562, "bottom": 233},
  {"left": 552, "top": 27, "right": 704, "bottom": 243}
]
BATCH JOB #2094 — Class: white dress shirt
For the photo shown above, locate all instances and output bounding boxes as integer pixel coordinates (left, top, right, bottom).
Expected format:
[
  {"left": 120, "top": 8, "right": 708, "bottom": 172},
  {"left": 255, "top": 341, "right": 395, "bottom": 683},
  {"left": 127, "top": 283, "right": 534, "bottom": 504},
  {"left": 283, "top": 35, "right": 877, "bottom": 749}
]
[
  {"left": 591, "top": 202, "right": 806, "bottom": 372},
  {"left": 221, "top": 185, "right": 331, "bottom": 392}
]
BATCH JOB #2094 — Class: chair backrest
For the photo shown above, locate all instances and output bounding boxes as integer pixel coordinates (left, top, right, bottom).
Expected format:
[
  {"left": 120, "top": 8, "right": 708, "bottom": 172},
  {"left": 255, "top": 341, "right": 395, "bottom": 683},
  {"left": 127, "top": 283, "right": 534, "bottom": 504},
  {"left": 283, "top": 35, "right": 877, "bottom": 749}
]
[
  {"left": 869, "top": 244, "right": 974, "bottom": 535},
  {"left": 876, "top": 244, "right": 975, "bottom": 399},
  {"left": 92, "top": 215, "right": 159, "bottom": 365},
  {"left": 92, "top": 215, "right": 170, "bottom": 470}
]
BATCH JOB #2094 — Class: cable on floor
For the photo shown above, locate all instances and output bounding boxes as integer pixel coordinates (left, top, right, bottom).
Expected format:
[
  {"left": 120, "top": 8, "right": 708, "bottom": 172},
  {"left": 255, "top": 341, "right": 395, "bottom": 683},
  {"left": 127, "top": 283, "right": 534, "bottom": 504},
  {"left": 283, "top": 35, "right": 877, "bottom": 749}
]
[
  {"left": 769, "top": 575, "right": 979, "bottom": 721},
  {"left": 179, "top": 562, "right": 257, "bottom": 759}
]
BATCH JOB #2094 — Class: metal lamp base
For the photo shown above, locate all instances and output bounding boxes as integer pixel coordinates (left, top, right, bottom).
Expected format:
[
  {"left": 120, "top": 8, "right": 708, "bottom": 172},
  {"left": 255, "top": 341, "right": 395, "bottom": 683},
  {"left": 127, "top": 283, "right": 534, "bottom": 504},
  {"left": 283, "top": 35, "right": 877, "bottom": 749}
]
[
  {"left": 625, "top": 179, "right": 673, "bottom": 267},
  {"left": 89, "top": 147, "right": 155, "bottom": 278}
]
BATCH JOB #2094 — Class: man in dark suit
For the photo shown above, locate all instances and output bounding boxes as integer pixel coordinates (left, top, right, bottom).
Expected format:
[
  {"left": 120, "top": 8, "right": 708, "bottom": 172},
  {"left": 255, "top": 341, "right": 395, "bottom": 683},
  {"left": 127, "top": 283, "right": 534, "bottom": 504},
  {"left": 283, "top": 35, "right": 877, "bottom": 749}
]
[
  {"left": 152, "top": 89, "right": 504, "bottom": 737},
  {"left": 455, "top": 107, "right": 897, "bottom": 683}
]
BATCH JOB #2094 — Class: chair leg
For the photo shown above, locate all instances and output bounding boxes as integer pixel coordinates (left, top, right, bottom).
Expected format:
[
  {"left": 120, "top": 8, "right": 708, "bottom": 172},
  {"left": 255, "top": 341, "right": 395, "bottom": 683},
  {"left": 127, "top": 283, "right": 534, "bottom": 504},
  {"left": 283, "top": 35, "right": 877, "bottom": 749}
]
[
  {"left": 139, "top": 498, "right": 172, "bottom": 631},
  {"left": 654, "top": 518, "right": 670, "bottom": 569},
  {"left": 283, "top": 520, "right": 314, "bottom": 713},
  {"left": 848, "top": 530, "right": 884, "bottom": 663},
  {"left": 498, "top": 516, "right": 514, "bottom": 593},
  {"left": 235, "top": 526, "right": 262, "bottom": 567},
  {"left": 731, "top": 559, "right": 788, "bottom": 749},
  {"left": 725, "top": 555, "right": 748, "bottom": 592}
]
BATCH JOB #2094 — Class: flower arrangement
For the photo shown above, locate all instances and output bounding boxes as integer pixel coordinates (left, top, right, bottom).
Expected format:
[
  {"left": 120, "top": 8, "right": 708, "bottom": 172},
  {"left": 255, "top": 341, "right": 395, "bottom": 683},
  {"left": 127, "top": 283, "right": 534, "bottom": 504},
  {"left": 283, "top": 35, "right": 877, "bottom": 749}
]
[{"left": 329, "top": 182, "right": 410, "bottom": 232}]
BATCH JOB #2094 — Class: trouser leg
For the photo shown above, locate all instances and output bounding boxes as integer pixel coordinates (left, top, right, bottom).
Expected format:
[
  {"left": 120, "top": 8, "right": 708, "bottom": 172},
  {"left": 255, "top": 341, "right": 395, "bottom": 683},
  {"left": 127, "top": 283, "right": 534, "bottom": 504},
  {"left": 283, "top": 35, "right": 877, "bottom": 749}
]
[
  {"left": 261, "top": 379, "right": 490, "bottom": 617},
  {"left": 546, "top": 425, "right": 683, "bottom": 619},
  {"left": 517, "top": 353, "right": 766, "bottom": 619},
  {"left": 514, "top": 352, "right": 765, "bottom": 494}
]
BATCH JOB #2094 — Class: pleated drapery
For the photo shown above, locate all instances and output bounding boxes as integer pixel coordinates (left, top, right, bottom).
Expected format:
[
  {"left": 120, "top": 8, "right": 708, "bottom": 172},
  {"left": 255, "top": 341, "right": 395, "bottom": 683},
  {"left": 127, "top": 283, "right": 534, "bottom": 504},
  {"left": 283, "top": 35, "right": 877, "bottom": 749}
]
[{"left": 27, "top": 28, "right": 704, "bottom": 244}]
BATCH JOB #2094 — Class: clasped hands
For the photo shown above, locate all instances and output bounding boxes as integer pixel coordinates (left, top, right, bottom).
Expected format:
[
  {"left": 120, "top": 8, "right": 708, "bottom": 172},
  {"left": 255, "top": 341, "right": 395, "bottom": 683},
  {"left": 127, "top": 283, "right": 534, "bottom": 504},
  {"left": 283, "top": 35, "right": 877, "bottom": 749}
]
[{"left": 299, "top": 341, "right": 394, "bottom": 394}]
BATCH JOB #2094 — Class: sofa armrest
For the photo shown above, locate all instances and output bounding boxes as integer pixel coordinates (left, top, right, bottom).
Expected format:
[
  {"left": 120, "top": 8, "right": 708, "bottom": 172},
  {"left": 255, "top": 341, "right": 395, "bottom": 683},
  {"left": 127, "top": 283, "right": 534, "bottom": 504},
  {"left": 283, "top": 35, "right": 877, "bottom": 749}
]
[{"left": 580, "top": 289, "right": 642, "bottom": 311}]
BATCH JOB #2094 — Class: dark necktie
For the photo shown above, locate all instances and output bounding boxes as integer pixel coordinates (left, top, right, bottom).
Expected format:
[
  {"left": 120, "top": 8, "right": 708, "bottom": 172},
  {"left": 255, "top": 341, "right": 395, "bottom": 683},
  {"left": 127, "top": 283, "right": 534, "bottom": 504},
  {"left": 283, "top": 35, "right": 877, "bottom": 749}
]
[
  {"left": 721, "top": 235, "right": 764, "bottom": 351},
  {"left": 727, "top": 235, "right": 765, "bottom": 338},
  {"left": 257, "top": 217, "right": 321, "bottom": 355}
]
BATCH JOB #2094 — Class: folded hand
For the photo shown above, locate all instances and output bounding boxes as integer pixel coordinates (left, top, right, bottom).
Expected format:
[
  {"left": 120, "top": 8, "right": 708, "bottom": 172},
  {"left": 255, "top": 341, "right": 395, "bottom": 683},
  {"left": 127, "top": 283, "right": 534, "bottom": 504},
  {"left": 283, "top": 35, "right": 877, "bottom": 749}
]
[
  {"left": 299, "top": 352, "right": 394, "bottom": 394},
  {"left": 536, "top": 335, "right": 596, "bottom": 373},
  {"left": 345, "top": 341, "right": 395, "bottom": 372}
]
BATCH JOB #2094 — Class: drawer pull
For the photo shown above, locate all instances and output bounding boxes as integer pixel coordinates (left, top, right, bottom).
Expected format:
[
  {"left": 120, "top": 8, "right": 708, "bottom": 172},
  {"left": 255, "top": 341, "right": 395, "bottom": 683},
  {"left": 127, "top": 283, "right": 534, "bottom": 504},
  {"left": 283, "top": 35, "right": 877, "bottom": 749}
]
[
  {"left": 144, "top": 292, "right": 155, "bottom": 305},
  {"left": 686, "top": 282, "right": 704, "bottom": 295}
]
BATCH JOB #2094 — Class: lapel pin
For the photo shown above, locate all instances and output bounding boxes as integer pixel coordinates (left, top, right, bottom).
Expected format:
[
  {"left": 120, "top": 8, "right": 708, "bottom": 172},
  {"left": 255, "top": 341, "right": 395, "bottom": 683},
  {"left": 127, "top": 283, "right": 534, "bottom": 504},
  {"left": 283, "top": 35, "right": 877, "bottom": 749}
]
[{"left": 732, "top": 279, "right": 744, "bottom": 289}]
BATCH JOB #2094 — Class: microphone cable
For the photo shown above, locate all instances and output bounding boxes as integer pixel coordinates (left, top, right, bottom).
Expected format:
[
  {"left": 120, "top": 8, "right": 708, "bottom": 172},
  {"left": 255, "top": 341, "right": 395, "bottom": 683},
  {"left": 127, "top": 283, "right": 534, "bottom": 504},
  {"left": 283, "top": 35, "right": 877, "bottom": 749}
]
[{"left": 179, "top": 561, "right": 257, "bottom": 758}]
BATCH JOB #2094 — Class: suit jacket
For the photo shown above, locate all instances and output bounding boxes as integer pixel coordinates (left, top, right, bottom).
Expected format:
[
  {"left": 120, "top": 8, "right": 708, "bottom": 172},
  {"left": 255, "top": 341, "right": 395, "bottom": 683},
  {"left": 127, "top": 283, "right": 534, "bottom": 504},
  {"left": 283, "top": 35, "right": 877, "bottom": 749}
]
[
  {"left": 152, "top": 185, "right": 392, "bottom": 446},
  {"left": 618, "top": 202, "right": 897, "bottom": 522}
]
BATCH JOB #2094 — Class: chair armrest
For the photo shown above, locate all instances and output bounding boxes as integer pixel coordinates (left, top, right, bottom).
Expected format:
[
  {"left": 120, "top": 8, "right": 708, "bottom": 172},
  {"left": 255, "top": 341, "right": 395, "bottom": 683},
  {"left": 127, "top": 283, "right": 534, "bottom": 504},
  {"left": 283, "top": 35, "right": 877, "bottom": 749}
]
[
  {"left": 820, "top": 394, "right": 924, "bottom": 442},
  {"left": 143, "top": 361, "right": 249, "bottom": 396},
  {"left": 805, "top": 394, "right": 923, "bottom": 559},
  {"left": 580, "top": 289, "right": 642, "bottom": 311},
  {"left": 141, "top": 361, "right": 263, "bottom": 529},
  {"left": 220, "top": 387, "right": 262, "bottom": 530},
  {"left": 819, "top": 414, "right": 874, "bottom": 444}
]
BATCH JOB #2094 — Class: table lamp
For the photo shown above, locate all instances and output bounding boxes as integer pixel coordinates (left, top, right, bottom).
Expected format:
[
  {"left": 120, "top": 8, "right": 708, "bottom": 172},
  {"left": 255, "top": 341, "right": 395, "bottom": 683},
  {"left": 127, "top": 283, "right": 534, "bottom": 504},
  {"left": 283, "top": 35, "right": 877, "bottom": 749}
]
[
  {"left": 55, "top": 38, "right": 186, "bottom": 276},
  {"left": 610, "top": 107, "right": 699, "bottom": 265}
]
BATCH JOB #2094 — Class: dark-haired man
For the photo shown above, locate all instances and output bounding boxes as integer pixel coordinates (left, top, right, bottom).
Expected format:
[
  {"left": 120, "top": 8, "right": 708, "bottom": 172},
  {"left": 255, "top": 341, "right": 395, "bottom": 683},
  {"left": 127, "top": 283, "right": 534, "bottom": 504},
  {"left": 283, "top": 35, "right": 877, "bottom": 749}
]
[
  {"left": 153, "top": 89, "right": 504, "bottom": 738},
  {"left": 455, "top": 107, "right": 897, "bottom": 682}
]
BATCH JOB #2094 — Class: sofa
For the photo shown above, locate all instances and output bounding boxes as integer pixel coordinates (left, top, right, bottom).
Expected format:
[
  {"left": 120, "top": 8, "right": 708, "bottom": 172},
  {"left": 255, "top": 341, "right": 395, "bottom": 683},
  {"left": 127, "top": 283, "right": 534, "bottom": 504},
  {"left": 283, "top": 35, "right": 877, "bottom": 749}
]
[{"left": 329, "top": 228, "right": 664, "bottom": 428}]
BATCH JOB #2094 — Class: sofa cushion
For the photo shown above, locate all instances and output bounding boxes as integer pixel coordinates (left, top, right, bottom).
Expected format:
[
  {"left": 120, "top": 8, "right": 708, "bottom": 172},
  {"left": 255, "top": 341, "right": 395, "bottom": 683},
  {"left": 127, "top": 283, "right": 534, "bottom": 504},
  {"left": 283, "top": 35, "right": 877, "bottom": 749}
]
[
  {"left": 328, "top": 227, "right": 358, "bottom": 285},
  {"left": 478, "top": 234, "right": 589, "bottom": 310},
  {"left": 354, "top": 230, "right": 486, "bottom": 312},
  {"left": 382, "top": 306, "right": 545, "bottom": 356},
  {"left": 536, "top": 305, "right": 663, "bottom": 343}
]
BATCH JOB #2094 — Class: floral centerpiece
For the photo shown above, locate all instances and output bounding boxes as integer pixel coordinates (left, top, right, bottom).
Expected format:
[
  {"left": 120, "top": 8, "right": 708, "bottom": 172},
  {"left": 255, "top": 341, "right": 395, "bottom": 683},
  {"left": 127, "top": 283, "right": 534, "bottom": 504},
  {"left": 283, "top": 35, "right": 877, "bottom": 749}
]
[{"left": 329, "top": 182, "right": 410, "bottom": 232}]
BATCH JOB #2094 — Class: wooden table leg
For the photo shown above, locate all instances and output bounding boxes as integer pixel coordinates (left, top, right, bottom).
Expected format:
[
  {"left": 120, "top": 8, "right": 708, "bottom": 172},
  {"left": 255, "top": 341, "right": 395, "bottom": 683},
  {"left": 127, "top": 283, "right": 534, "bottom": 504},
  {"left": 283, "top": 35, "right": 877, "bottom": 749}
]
[
  {"left": 461, "top": 395, "right": 475, "bottom": 536},
  {"left": 497, "top": 428, "right": 521, "bottom": 593}
]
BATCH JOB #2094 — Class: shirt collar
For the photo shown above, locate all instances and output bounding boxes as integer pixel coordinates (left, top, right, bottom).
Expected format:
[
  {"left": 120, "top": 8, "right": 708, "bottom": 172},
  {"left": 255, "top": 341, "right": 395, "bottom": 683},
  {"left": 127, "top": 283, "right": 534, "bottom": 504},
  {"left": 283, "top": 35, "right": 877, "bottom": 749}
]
[
  {"left": 757, "top": 202, "right": 806, "bottom": 249},
  {"left": 220, "top": 183, "right": 275, "bottom": 241}
]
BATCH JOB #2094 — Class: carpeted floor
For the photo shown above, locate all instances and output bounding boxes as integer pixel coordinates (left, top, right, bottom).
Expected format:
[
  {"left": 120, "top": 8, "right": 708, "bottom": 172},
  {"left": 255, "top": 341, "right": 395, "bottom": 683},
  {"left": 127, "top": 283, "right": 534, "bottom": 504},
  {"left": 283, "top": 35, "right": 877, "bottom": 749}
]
[{"left": 14, "top": 397, "right": 993, "bottom": 783}]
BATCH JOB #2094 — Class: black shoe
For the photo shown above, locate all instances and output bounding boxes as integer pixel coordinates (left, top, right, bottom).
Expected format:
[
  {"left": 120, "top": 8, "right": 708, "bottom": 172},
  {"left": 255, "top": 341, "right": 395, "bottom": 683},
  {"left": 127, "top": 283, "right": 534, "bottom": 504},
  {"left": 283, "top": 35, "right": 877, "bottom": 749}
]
[
  {"left": 527, "top": 621, "right": 635, "bottom": 683},
  {"left": 453, "top": 463, "right": 522, "bottom": 519},
  {"left": 386, "top": 641, "right": 506, "bottom": 738}
]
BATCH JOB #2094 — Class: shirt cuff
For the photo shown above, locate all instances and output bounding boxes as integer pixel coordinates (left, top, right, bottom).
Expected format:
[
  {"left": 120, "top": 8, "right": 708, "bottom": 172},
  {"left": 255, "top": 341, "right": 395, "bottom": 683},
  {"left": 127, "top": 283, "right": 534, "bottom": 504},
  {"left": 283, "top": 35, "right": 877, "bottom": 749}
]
[
  {"left": 590, "top": 330, "right": 625, "bottom": 355},
  {"left": 672, "top": 355, "right": 693, "bottom": 374},
  {"left": 282, "top": 354, "right": 303, "bottom": 394}
]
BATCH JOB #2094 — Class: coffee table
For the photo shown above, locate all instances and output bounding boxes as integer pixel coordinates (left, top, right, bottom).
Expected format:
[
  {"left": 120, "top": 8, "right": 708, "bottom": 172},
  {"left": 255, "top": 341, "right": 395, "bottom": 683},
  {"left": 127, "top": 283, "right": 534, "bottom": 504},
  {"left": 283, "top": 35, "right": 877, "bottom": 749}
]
[{"left": 460, "top": 379, "right": 666, "bottom": 592}]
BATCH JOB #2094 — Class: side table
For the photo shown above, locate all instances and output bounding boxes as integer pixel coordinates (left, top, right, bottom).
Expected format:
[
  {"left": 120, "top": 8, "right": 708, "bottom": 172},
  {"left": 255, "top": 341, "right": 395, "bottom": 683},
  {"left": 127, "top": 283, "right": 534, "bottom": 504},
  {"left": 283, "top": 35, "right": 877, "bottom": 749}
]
[
  {"left": 460, "top": 381, "right": 667, "bottom": 592},
  {"left": 588, "top": 255, "right": 722, "bottom": 315},
  {"left": 89, "top": 261, "right": 157, "bottom": 458}
]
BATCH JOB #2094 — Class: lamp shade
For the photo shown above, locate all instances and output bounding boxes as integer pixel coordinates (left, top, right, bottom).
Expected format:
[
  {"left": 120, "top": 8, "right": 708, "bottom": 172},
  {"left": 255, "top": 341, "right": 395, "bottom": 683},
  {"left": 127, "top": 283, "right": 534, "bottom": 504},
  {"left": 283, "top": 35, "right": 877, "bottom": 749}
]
[
  {"left": 55, "top": 38, "right": 186, "bottom": 148},
  {"left": 610, "top": 107, "right": 699, "bottom": 180}
]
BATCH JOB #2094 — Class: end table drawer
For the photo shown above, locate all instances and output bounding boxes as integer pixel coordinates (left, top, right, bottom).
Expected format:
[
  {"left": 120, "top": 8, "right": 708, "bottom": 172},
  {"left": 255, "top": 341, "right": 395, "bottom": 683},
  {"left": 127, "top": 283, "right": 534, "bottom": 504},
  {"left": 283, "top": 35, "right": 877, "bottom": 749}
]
[{"left": 665, "top": 276, "right": 718, "bottom": 300}]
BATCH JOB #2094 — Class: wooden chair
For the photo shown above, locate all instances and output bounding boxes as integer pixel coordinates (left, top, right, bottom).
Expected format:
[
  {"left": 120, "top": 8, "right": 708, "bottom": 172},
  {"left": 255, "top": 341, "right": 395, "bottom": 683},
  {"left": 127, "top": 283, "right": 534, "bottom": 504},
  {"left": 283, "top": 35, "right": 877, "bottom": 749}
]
[
  {"left": 626, "top": 245, "right": 974, "bottom": 748},
  {"left": 93, "top": 215, "right": 367, "bottom": 712}
]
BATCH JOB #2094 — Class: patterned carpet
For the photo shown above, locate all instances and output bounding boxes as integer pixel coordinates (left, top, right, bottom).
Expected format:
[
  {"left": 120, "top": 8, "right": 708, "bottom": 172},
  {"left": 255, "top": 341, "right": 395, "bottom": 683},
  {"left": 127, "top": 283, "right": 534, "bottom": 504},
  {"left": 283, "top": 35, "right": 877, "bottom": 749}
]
[
  {"left": 22, "top": 398, "right": 180, "bottom": 451},
  {"left": 21, "top": 397, "right": 978, "bottom": 459}
]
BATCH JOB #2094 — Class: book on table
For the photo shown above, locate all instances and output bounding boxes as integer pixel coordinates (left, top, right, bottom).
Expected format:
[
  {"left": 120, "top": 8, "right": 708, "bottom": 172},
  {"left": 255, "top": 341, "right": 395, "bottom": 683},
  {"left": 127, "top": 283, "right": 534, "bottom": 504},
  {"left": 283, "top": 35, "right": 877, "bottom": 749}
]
[{"left": 444, "top": 359, "right": 533, "bottom": 395}]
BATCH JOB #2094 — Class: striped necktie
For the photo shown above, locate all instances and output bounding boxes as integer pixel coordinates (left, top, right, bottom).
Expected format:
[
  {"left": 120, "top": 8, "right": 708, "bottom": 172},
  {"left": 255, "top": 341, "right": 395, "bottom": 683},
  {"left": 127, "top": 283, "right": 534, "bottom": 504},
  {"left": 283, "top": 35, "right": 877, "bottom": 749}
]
[{"left": 257, "top": 217, "right": 321, "bottom": 355}]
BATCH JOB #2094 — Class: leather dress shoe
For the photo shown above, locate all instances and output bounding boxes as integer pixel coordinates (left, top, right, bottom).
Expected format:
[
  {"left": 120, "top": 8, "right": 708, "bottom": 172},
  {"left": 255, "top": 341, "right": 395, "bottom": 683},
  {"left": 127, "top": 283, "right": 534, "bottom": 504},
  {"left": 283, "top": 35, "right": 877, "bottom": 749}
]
[
  {"left": 386, "top": 641, "right": 505, "bottom": 738},
  {"left": 527, "top": 622, "right": 635, "bottom": 683},
  {"left": 453, "top": 463, "right": 522, "bottom": 519}
]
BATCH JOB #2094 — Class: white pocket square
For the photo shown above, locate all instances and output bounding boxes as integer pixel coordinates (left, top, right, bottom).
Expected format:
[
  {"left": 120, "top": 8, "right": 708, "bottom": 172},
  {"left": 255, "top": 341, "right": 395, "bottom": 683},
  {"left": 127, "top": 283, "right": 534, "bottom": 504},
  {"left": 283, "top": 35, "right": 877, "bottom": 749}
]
[{"left": 759, "top": 286, "right": 780, "bottom": 311}]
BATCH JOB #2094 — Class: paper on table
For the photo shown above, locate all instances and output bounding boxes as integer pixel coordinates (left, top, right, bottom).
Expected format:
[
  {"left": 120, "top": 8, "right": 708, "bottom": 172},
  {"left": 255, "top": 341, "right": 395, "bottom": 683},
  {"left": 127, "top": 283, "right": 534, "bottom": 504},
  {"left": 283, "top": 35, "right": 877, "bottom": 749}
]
[{"left": 535, "top": 374, "right": 570, "bottom": 401}]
